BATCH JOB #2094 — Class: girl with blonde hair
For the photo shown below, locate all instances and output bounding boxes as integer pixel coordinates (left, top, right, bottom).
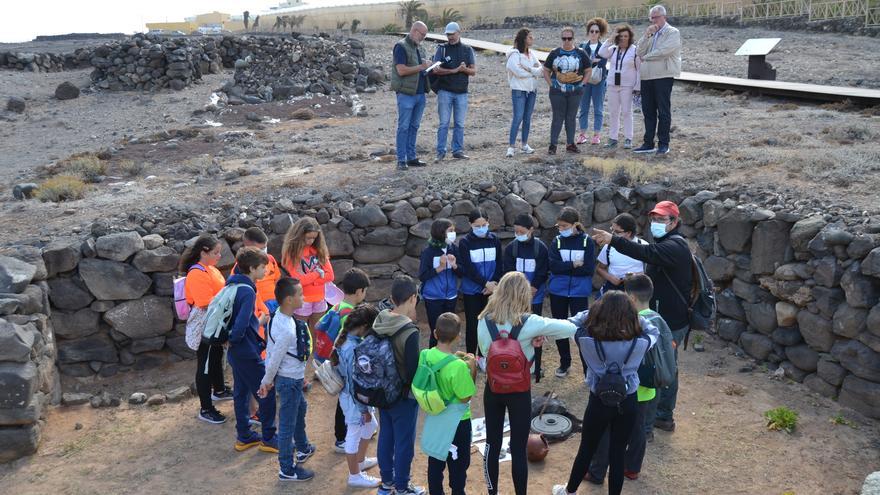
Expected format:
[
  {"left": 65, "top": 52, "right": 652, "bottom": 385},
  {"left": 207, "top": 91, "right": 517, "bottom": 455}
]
[
  {"left": 477, "top": 271, "right": 577, "bottom": 495},
  {"left": 282, "top": 217, "right": 334, "bottom": 330}
]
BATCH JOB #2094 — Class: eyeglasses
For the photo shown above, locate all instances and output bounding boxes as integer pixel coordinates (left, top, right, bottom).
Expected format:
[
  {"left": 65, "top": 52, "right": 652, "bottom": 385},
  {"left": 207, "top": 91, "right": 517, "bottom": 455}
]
[
  {"left": 561, "top": 36, "right": 573, "bottom": 41},
  {"left": 611, "top": 229, "right": 626, "bottom": 235}
]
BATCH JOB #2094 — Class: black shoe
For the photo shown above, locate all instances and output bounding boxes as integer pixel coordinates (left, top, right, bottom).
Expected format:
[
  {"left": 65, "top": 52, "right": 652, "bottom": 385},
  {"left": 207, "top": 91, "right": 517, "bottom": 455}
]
[
  {"left": 646, "top": 431, "right": 655, "bottom": 443},
  {"left": 583, "top": 472, "right": 603, "bottom": 485},
  {"left": 654, "top": 418, "right": 675, "bottom": 432},
  {"left": 633, "top": 143, "right": 656, "bottom": 154},
  {"left": 198, "top": 408, "right": 227, "bottom": 424},
  {"left": 656, "top": 145, "right": 670, "bottom": 155},
  {"left": 452, "top": 152, "right": 469, "bottom": 160},
  {"left": 211, "top": 386, "right": 233, "bottom": 401},
  {"left": 396, "top": 161, "right": 408, "bottom": 171},
  {"left": 565, "top": 144, "right": 579, "bottom": 153},
  {"left": 406, "top": 159, "right": 427, "bottom": 167},
  {"left": 548, "top": 145, "right": 557, "bottom": 155},
  {"left": 554, "top": 366, "right": 569, "bottom": 378}
]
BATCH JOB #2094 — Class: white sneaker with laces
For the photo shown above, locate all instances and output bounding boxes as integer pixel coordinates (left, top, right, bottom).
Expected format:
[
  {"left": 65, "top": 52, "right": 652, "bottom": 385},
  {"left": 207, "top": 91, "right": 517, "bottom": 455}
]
[
  {"left": 506, "top": 147, "right": 515, "bottom": 158},
  {"left": 359, "top": 457, "right": 378, "bottom": 470},
  {"left": 521, "top": 144, "right": 535, "bottom": 154},
  {"left": 552, "top": 485, "right": 574, "bottom": 495},
  {"left": 348, "top": 472, "right": 381, "bottom": 488}
]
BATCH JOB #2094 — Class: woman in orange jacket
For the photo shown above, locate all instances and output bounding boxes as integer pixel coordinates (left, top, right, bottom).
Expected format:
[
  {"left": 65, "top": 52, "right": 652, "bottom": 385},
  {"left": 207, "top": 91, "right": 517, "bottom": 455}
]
[
  {"left": 182, "top": 234, "right": 232, "bottom": 425},
  {"left": 281, "top": 217, "right": 335, "bottom": 331}
]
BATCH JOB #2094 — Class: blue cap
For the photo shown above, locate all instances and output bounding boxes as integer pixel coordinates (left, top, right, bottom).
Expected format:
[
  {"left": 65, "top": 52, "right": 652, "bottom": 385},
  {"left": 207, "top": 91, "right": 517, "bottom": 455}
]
[{"left": 444, "top": 22, "right": 461, "bottom": 34}]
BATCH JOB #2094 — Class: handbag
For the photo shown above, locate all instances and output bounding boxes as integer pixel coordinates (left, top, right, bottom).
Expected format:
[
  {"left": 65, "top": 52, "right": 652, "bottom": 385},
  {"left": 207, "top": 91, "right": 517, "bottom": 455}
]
[
  {"left": 315, "top": 359, "right": 344, "bottom": 395},
  {"left": 185, "top": 306, "right": 208, "bottom": 351},
  {"left": 587, "top": 66, "right": 603, "bottom": 85}
]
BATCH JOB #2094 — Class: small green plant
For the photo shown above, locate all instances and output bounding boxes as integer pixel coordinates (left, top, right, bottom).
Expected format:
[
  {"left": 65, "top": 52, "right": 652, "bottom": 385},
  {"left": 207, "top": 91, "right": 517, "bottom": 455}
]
[
  {"left": 381, "top": 23, "right": 402, "bottom": 34},
  {"left": 36, "top": 175, "right": 88, "bottom": 202},
  {"left": 351, "top": 19, "right": 361, "bottom": 33},
  {"left": 63, "top": 155, "right": 107, "bottom": 183},
  {"left": 692, "top": 333, "right": 704, "bottom": 345},
  {"left": 765, "top": 406, "right": 798, "bottom": 433},
  {"left": 830, "top": 414, "right": 856, "bottom": 428}
]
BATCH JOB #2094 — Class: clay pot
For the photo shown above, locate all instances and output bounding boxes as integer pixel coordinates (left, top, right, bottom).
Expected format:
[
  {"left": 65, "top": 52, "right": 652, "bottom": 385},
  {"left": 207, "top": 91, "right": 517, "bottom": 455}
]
[{"left": 526, "top": 433, "right": 549, "bottom": 462}]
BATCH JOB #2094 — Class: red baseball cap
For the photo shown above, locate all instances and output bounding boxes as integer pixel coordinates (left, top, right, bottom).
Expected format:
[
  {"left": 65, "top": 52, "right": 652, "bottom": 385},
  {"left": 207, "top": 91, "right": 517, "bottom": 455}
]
[{"left": 649, "top": 200, "right": 679, "bottom": 217}]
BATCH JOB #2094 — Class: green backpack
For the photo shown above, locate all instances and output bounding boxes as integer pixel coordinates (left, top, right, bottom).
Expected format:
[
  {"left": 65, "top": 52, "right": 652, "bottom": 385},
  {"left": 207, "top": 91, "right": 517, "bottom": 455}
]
[{"left": 411, "top": 351, "right": 458, "bottom": 415}]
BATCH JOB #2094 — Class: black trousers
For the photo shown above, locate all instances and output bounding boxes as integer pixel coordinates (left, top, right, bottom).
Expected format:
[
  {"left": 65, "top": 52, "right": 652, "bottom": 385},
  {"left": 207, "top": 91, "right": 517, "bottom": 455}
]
[
  {"left": 195, "top": 341, "right": 225, "bottom": 411},
  {"left": 483, "top": 386, "right": 531, "bottom": 495},
  {"left": 531, "top": 302, "right": 544, "bottom": 381},
  {"left": 640, "top": 77, "right": 674, "bottom": 148},
  {"left": 589, "top": 397, "right": 653, "bottom": 480},
  {"left": 565, "top": 393, "right": 638, "bottom": 495},
  {"left": 549, "top": 295, "right": 589, "bottom": 371},
  {"left": 463, "top": 293, "right": 489, "bottom": 355},
  {"left": 335, "top": 398, "right": 347, "bottom": 442},
  {"left": 425, "top": 298, "right": 458, "bottom": 348},
  {"left": 549, "top": 88, "right": 583, "bottom": 146},
  {"left": 427, "top": 418, "right": 471, "bottom": 495}
]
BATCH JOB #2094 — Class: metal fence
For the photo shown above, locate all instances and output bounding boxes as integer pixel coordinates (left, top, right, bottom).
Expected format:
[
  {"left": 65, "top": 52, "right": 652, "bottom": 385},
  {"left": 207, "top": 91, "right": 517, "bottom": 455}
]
[{"left": 568, "top": 0, "right": 877, "bottom": 28}]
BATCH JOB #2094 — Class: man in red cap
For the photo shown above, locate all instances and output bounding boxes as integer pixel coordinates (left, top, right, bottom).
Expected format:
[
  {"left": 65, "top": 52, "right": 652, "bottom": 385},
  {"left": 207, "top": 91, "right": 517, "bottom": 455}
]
[{"left": 590, "top": 200, "right": 693, "bottom": 434}]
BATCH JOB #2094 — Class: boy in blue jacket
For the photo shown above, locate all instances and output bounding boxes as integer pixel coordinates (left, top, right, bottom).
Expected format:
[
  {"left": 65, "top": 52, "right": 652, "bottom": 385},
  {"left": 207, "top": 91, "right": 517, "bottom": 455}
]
[
  {"left": 548, "top": 206, "right": 596, "bottom": 377},
  {"left": 419, "top": 218, "right": 461, "bottom": 348},
  {"left": 226, "top": 247, "right": 277, "bottom": 452},
  {"left": 502, "top": 213, "right": 550, "bottom": 380},
  {"left": 458, "top": 208, "right": 503, "bottom": 355}
]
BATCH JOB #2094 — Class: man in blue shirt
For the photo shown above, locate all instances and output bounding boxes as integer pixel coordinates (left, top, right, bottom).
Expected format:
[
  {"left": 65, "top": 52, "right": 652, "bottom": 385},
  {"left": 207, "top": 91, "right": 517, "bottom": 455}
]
[
  {"left": 391, "top": 21, "right": 431, "bottom": 171},
  {"left": 431, "top": 22, "right": 476, "bottom": 162}
]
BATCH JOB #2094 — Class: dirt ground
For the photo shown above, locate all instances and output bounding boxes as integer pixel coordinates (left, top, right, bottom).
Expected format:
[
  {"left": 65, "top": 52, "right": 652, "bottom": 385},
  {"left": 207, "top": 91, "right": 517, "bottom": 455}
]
[
  {"left": 1, "top": 26, "right": 879, "bottom": 245},
  {"left": 1, "top": 319, "right": 878, "bottom": 495}
]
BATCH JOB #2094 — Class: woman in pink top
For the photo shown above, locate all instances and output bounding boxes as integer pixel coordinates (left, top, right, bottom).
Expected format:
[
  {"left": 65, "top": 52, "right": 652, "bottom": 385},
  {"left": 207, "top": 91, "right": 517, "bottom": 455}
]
[{"left": 599, "top": 25, "right": 641, "bottom": 149}]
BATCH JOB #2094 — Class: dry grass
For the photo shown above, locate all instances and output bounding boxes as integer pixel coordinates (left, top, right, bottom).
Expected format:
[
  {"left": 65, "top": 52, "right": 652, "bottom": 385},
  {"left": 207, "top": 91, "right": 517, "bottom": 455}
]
[
  {"left": 769, "top": 103, "right": 800, "bottom": 112},
  {"left": 36, "top": 175, "right": 88, "bottom": 202},
  {"left": 724, "top": 383, "right": 748, "bottom": 396},
  {"left": 178, "top": 155, "right": 213, "bottom": 175},
  {"left": 117, "top": 159, "right": 146, "bottom": 177},
  {"left": 43, "top": 153, "right": 107, "bottom": 183},
  {"left": 821, "top": 125, "right": 874, "bottom": 143},
  {"left": 581, "top": 156, "right": 662, "bottom": 182}
]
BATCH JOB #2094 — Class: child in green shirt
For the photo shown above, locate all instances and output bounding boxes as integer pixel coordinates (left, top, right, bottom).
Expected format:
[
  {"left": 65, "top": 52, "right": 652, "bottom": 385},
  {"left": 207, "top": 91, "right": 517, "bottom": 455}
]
[{"left": 421, "top": 312, "right": 476, "bottom": 495}]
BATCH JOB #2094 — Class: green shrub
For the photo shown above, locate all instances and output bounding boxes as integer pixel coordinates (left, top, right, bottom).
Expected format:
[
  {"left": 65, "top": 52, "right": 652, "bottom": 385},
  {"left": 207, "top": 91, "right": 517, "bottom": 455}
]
[
  {"left": 380, "top": 23, "right": 402, "bottom": 34},
  {"left": 765, "top": 406, "right": 798, "bottom": 433},
  {"left": 63, "top": 155, "right": 107, "bottom": 183},
  {"left": 36, "top": 175, "right": 88, "bottom": 202}
]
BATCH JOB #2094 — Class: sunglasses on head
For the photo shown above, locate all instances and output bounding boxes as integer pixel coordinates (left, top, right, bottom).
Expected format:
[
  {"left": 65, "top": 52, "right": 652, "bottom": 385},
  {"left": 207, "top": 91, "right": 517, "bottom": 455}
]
[{"left": 561, "top": 36, "right": 573, "bottom": 40}]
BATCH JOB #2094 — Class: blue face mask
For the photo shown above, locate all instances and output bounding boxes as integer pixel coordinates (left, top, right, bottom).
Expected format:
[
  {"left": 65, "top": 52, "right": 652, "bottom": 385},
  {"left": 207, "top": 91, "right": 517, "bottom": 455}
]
[
  {"left": 559, "top": 228, "right": 574, "bottom": 238},
  {"left": 515, "top": 234, "right": 530, "bottom": 242},
  {"left": 650, "top": 222, "right": 668, "bottom": 239},
  {"left": 473, "top": 225, "right": 489, "bottom": 238}
]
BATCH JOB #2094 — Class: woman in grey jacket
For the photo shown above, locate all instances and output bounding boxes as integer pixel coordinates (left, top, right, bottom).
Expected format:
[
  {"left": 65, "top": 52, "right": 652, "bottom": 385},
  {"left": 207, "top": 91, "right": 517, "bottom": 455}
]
[{"left": 553, "top": 291, "right": 657, "bottom": 495}]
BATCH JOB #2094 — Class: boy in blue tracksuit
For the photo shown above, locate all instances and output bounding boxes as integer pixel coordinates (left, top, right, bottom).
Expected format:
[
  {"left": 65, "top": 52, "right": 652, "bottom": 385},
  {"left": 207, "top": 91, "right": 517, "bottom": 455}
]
[
  {"left": 226, "top": 247, "right": 278, "bottom": 452},
  {"left": 548, "top": 206, "right": 596, "bottom": 377},
  {"left": 419, "top": 218, "right": 461, "bottom": 348},
  {"left": 502, "top": 213, "right": 550, "bottom": 380},
  {"left": 458, "top": 208, "right": 503, "bottom": 355}
]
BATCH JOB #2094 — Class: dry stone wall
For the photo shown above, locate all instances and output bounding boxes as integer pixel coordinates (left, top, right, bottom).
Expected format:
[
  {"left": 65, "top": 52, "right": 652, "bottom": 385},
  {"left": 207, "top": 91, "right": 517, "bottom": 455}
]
[{"left": 1, "top": 178, "right": 879, "bottom": 463}]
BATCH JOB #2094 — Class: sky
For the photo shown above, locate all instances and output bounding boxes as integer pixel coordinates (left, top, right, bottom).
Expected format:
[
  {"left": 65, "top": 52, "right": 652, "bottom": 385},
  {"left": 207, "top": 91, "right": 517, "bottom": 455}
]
[{"left": 0, "top": 0, "right": 382, "bottom": 43}]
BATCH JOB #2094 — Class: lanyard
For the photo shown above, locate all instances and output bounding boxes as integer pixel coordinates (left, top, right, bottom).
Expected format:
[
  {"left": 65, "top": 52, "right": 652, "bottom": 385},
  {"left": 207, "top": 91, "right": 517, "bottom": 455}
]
[
  {"left": 615, "top": 46, "right": 629, "bottom": 72},
  {"left": 651, "top": 26, "right": 665, "bottom": 51}
]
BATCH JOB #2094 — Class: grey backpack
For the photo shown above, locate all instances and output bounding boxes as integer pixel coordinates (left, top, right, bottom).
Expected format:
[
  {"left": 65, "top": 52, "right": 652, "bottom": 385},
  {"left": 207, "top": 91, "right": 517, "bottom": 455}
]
[
  {"left": 352, "top": 324, "right": 416, "bottom": 409},
  {"left": 637, "top": 312, "right": 677, "bottom": 389}
]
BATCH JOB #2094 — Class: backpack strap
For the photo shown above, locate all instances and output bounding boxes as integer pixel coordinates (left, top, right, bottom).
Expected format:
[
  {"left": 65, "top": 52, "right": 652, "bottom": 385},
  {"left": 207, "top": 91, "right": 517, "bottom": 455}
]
[
  {"left": 593, "top": 339, "right": 606, "bottom": 365},
  {"left": 485, "top": 318, "right": 502, "bottom": 341},
  {"left": 429, "top": 354, "right": 458, "bottom": 373},
  {"left": 508, "top": 314, "right": 530, "bottom": 341},
  {"left": 621, "top": 338, "right": 639, "bottom": 367},
  {"left": 189, "top": 264, "right": 207, "bottom": 273}
]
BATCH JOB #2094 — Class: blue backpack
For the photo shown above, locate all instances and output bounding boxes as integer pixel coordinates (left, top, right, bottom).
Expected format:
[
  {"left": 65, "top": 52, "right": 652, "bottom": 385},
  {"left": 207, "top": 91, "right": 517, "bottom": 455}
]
[
  {"left": 267, "top": 315, "right": 312, "bottom": 361},
  {"left": 314, "top": 304, "right": 353, "bottom": 361}
]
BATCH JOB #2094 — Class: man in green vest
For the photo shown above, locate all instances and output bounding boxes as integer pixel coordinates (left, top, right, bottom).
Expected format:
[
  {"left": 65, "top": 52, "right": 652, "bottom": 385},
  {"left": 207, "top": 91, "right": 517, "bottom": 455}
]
[{"left": 392, "top": 21, "right": 431, "bottom": 171}]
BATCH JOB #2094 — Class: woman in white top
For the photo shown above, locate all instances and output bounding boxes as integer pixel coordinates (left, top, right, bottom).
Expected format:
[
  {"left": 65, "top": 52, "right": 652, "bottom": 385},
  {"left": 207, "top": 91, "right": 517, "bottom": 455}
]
[
  {"left": 596, "top": 213, "right": 647, "bottom": 296},
  {"left": 506, "top": 28, "right": 544, "bottom": 158},
  {"left": 599, "top": 24, "right": 641, "bottom": 148}
]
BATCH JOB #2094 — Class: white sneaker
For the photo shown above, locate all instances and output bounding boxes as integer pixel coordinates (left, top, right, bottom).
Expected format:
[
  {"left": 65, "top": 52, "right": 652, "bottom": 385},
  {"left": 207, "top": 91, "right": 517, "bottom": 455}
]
[
  {"left": 348, "top": 472, "right": 381, "bottom": 488},
  {"left": 552, "top": 485, "right": 573, "bottom": 495},
  {"left": 521, "top": 144, "right": 535, "bottom": 154},
  {"left": 506, "top": 147, "right": 515, "bottom": 158},
  {"left": 359, "top": 457, "right": 378, "bottom": 470}
]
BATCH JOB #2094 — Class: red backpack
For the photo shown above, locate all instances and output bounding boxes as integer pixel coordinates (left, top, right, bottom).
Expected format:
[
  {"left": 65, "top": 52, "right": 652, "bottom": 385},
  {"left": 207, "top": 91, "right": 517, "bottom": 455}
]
[{"left": 485, "top": 316, "right": 531, "bottom": 394}]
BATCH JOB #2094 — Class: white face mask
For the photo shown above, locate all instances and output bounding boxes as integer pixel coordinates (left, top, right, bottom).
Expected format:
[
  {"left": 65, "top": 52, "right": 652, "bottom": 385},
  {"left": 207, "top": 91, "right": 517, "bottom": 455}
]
[{"left": 446, "top": 231, "right": 456, "bottom": 244}]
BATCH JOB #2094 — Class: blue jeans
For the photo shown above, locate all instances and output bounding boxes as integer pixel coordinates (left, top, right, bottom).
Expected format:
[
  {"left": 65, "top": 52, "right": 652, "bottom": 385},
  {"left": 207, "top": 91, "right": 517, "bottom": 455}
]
[
  {"left": 656, "top": 326, "right": 688, "bottom": 421},
  {"left": 378, "top": 397, "right": 419, "bottom": 491},
  {"left": 276, "top": 375, "right": 309, "bottom": 473},
  {"left": 579, "top": 79, "right": 606, "bottom": 132},
  {"left": 227, "top": 353, "right": 276, "bottom": 442},
  {"left": 509, "top": 90, "right": 537, "bottom": 146},
  {"left": 396, "top": 92, "right": 427, "bottom": 162},
  {"left": 437, "top": 90, "right": 468, "bottom": 156}
]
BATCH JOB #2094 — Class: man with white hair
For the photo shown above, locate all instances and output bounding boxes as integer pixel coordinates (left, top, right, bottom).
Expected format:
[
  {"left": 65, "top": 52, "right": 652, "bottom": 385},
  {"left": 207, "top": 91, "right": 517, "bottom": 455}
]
[
  {"left": 633, "top": 5, "right": 681, "bottom": 155},
  {"left": 392, "top": 21, "right": 431, "bottom": 171}
]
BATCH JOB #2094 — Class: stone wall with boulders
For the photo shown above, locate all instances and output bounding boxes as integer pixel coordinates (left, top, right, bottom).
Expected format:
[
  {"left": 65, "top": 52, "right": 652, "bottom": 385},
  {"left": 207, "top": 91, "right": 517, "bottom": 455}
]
[
  {"left": 2, "top": 177, "right": 880, "bottom": 462},
  {"left": 1, "top": 34, "right": 383, "bottom": 96},
  {"left": 0, "top": 250, "right": 60, "bottom": 463}
]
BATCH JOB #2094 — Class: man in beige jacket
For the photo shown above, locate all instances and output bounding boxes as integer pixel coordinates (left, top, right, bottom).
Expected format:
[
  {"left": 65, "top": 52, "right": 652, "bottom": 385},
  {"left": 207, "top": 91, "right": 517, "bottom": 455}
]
[{"left": 633, "top": 5, "right": 681, "bottom": 155}]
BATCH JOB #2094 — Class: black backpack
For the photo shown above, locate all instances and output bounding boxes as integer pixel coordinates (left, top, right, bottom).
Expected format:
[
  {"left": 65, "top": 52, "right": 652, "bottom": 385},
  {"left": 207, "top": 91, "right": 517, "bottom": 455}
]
[
  {"left": 267, "top": 315, "right": 311, "bottom": 361},
  {"left": 662, "top": 235, "right": 717, "bottom": 344},
  {"left": 594, "top": 338, "right": 638, "bottom": 409}
]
